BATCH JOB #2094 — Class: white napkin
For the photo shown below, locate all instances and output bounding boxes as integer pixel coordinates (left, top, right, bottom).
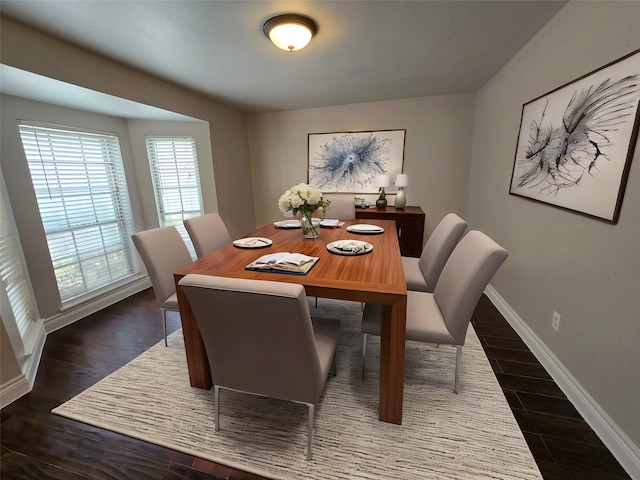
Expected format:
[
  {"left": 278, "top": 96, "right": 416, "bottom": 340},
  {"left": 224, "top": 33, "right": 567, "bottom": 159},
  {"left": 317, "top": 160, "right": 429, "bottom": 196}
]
[{"left": 320, "top": 219, "right": 340, "bottom": 227}]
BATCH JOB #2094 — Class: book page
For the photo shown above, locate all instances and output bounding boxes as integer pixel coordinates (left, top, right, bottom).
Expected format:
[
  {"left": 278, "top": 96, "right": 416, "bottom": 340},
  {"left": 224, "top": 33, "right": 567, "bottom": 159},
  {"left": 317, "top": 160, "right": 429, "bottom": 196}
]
[
  {"left": 277, "top": 253, "right": 316, "bottom": 266},
  {"left": 246, "top": 252, "right": 319, "bottom": 274},
  {"left": 253, "top": 252, "right": 291, "bottom": 265}
]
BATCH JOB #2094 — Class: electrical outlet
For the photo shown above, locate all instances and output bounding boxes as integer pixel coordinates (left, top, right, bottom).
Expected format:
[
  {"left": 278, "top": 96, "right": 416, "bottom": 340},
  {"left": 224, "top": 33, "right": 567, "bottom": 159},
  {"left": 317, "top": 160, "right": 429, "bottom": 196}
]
[{"left": 552, "top": 311, "right": 561, "bottom": 331}]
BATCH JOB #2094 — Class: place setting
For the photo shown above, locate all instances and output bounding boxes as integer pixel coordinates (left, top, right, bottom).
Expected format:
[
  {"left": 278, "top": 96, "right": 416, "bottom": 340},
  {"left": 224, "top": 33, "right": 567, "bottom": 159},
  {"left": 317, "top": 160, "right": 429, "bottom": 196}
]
[
  {"left": 326, "top": 239, "right": 373, "bottom": 255},
  {"left": 232, "top": 237, "right": 273, "bottom": 248},
  {"left": 345, "top": 223, "right": 385, "bottom": 234},
  {"left": 273, "top": 219, "right": 301, "bottom": 228},
  {"left": 319, "top": 218, "right": 344, "bottom": 228}
]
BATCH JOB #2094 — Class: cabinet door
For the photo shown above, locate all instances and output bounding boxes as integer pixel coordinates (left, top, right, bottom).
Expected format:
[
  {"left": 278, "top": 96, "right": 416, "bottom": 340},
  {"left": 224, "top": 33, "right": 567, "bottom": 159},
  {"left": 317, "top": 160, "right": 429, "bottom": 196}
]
[
  {"left": 395, "top": 218, "right": 419, "bottom": 257},
  {"left": 355, "top": 206, "right": 424, "bottom": 257}
]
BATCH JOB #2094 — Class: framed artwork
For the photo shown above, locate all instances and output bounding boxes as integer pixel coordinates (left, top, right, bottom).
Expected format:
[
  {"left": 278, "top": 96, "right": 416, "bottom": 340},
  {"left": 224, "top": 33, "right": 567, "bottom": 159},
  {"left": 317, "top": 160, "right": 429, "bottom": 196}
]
[
  {"left": 308, "top": 129, "right": 406, "bottom": 193},
  {"left": 509, "top": 49, "right": 640, "bottom": 223}
]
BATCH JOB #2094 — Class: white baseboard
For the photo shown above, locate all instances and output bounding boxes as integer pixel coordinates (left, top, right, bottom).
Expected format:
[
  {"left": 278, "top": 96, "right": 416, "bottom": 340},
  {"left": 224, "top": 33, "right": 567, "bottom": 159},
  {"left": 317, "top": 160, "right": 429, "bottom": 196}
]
[
  {"left": 485, "top": 285, "right": 640, "bottom": 479},
  {"left": 44, "top": 276, "right": 151, "bottom": 333},
  {"left": 0, "top": 322, "right": 46, "bottom": 409},
  {"left": 2, "top": 277, "right": 151, "bottom": 408}
]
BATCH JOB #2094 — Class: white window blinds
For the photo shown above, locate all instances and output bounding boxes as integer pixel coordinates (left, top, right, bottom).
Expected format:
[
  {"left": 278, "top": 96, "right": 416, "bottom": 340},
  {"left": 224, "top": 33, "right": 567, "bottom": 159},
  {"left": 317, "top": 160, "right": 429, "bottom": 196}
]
[
  {"left": 19, "top": 123, "right": 136, "bottom": 303},
  {"left": 0, "top": 187, "right": 38, "bottom": 352},
  {"left": 145, "top": 136, "right": 203, "bottom": 256}
]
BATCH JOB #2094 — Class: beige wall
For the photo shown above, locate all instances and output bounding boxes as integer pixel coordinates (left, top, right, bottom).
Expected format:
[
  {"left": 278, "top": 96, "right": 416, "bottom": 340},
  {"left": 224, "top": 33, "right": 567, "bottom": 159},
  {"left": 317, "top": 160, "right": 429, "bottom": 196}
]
[
  {"left": 0, "top": 320, "right": 21, "bottom": 383},
  {"left": 469, "top": 0, "right": 640, "bottom": 450},
  {"left": 1, "top": 95, "right": 220, "bottom": 316},
  {"left": 0, "top": 17, "right": 255, "bottom": 398},
  {"left": 248, "top": 94, "right": 476, "bottom": 239},
  {"left": 0, "top": 17, "right": 255, "bottom": 238}
]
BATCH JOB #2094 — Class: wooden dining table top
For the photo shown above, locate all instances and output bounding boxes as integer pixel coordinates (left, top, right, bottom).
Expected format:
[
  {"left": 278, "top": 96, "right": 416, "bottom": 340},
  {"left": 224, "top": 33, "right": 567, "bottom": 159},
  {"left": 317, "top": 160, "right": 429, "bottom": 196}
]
[
  {"left": 173, "top": 218, "right": 408, "bottom": 424},
  {"left": 174, "top": 219, "right": 407, "bottom": 304}
]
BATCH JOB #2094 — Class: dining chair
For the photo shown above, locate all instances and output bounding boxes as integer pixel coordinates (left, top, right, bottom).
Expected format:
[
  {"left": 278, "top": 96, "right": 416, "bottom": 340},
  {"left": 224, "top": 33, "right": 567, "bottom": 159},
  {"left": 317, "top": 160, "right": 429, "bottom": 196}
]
[
  {"left": 132, "top": 226, "right": 193, "bottom": 346},
  {"left": 183, "top": 213, "right": 232, "bottom": 258},
  {"left": 322, "top": 195, "right": 356, "bottom": 220},
  {"left": 178, "top": 274, "right": 341, "bottom": 460},
  {"left": 402, "top": 213, "right": 467, "bottom": 292},
  {"left": 361, "top": 230, "right": 508, "bottom": 392}
]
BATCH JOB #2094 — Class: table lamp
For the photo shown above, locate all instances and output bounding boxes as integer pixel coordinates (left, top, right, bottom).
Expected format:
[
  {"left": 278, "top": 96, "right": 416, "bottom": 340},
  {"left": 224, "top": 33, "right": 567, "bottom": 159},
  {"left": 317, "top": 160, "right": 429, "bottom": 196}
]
[
  {"left": 394, "top": 174, "right": 408, "bottom": 209},
  {"left": 374, "top": 174, "right": 390, "bottom": 209}
]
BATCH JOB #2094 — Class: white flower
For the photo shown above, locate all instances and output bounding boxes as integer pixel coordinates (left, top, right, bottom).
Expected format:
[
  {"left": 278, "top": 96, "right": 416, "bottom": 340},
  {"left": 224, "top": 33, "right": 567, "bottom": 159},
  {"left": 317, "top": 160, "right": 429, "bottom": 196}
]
[{"left": 278, "top": 183, "right": 330, "bottom": 215}]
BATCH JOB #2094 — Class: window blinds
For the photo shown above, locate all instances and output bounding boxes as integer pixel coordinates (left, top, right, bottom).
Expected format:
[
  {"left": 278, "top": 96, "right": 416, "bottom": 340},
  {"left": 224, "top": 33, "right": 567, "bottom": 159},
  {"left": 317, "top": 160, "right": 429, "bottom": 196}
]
[
  {"left": 19, "top": 123, "right": 136, "bottom": 302},
  {"left": 0, "top": 189, "right": 38, "bottom": 350},
  {"left": 146, "top": 136, "right": 203, "bottom": 256}
]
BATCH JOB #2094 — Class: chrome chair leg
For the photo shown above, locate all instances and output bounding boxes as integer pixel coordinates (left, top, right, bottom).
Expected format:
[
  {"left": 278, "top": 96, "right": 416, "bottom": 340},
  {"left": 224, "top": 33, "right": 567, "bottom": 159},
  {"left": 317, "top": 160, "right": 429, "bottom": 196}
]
[
  {"left": 161, "top": 309, "right": 168, "bottom": 346},
  {"left": 454, "top": 345, "right": 463, "bottom": 394},
  {"left": 361, "top": 334, "right": 368, "bottom": 379},
  {"left": 306, "top": 403, "right": 315, "bottom": 460},
  {"left": 214, "top": 385, "right": 221, "bottom": 431},
  {"left": 330, "top": 353, "right": 337, "bottom": 377}
]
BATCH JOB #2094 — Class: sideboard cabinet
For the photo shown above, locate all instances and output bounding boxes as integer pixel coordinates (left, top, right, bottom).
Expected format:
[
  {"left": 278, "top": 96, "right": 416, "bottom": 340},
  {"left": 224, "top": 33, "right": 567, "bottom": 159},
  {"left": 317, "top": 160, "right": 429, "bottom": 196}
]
[{"left": 355, "top": 206, "right": 425, "bottom": 257}]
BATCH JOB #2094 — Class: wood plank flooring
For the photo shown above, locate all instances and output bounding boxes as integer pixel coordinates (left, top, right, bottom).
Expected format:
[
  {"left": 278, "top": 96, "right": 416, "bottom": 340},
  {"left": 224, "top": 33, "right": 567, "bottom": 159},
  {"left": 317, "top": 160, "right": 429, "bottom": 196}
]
[{"left": 1, "top": 289, "right": 631, "bottom": 479}]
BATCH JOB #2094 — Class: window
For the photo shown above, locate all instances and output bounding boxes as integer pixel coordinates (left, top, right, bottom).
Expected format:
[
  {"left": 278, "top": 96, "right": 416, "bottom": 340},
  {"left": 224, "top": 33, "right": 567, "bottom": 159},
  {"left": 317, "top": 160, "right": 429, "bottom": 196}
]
[
  {"left": 145, "top": 136, "right": 203, "bottom": 256},
  {"left": 19, "top": 123, "right": 136, "bottom": 303},
  {"left": 0, "top": 185, "right": 39, "bottom": 354}
]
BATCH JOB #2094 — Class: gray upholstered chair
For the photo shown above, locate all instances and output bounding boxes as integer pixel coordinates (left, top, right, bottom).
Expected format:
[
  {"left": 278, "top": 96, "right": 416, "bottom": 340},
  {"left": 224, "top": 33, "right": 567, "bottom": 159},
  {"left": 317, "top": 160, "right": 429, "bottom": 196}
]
[
  {"left": 401, "top": 213, "right": 467, "bottom": 292},
  {"left": 178, "top": 274, "right": 341, "bottom": 460},
  {"left": 361, "top": 230, "right": 508, "bottom": 392},
  {"left": 183, "top": 213, "right": 232, "bottom": 258},
  {"left": 132, "top": 226, "right": 193, "bottom": 346},
  {"left": 321, "top": 195, "right": 356, "bottom": 220}
]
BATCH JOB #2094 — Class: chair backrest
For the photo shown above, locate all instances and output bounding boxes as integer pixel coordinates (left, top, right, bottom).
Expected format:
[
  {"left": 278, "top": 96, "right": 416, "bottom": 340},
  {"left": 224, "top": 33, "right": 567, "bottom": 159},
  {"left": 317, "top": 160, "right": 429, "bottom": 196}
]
[
  {"left": 183, "top": 213, "right": 232, "bottom": 258},
  {"left": 323, "top": 195, "right": 356, "bottom": 220},
  {"left": 434, "top": 230, "right": 508, "bottom": 344},
  {"left": 419, "top": 213, "right": 468, "bottom": 290},
  {"left": 178, "top": 274, "right": 325, "bottom": 404},
  {"left": 132, "top": 226, "right": 193, "bottom": 308}
]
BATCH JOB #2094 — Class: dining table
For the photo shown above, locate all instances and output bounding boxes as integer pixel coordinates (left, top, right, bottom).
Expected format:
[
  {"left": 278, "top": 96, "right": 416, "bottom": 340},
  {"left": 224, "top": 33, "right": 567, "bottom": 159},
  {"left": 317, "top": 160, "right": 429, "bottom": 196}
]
[{"left": 174, "top": 218, "right": 408, "bottom": 424}]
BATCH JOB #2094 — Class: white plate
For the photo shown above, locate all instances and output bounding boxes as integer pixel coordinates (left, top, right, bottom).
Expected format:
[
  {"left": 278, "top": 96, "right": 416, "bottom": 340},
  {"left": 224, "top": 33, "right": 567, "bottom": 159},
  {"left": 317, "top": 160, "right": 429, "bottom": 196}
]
[
  {"left": 274, "top": 220, "right": 301, "bottom": 229},
  {"left": 326, "top": 240, "right": 373, "bottom": 256},
  {"left": 232, "top": 237, "right": 273, "bottom": 248},
  {"left": 320, "top": 219, "right": 340, "bottom": 227},
  {"left": 346, "top": 224, "right": 385, "bottom": 234}
]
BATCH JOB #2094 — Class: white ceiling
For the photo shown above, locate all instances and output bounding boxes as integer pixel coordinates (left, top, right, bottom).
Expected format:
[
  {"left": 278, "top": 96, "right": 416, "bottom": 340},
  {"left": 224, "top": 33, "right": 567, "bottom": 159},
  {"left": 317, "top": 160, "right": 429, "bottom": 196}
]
[{"left": 0, "top": 0, "right": 567, "bottom": 115}]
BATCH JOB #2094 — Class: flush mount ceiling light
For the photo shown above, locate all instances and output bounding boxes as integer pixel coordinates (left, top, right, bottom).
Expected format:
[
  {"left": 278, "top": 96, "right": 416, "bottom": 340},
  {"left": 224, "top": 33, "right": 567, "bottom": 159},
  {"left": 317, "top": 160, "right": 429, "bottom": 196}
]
[{"left": 263, "top": 14, "right": 317, "bottom": 52}]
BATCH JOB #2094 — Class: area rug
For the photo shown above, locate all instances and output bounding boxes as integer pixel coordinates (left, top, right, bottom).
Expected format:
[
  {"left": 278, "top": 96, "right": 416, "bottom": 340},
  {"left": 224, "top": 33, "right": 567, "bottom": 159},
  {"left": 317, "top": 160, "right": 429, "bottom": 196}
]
[{"left": 53, "top": 299, "right": 542, "bottom": 480}]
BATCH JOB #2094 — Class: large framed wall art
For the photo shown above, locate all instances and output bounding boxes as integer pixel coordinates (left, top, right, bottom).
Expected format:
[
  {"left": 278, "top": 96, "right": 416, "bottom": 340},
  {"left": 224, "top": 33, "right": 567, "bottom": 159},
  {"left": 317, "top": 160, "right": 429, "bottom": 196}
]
[
  {"left": 308, "top": 129, "right": 406, "bottom": 193},
  {"left": 509, "top": 49, "right": 640, "bottom": 223}
]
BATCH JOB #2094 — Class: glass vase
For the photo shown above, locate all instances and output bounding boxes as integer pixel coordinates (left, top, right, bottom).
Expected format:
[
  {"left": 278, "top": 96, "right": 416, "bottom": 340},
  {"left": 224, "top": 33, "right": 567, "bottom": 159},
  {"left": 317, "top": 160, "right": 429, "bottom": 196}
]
[{"left": 300, "top": 211, "right": 320, "bottom": 238}]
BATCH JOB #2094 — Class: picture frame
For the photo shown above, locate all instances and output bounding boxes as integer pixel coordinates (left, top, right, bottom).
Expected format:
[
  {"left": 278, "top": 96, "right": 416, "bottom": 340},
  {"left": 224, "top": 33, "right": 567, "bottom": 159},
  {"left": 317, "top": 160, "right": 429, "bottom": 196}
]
[
  {"left": 308, "top": 129, "right": 406, "bottom": 193},
  {"left": 509, "top": 49, "right": 640, "bottom": 223}
]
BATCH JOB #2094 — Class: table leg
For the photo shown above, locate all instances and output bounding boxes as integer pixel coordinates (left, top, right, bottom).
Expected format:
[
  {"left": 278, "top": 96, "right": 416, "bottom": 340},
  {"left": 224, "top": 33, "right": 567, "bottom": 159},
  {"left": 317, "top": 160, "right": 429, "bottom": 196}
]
[
  {"left": 378, "top": 296, "right": 407, "bottom": 424},
  {"left": 175, "top": 277, "right": 212, "bottom": 389}
]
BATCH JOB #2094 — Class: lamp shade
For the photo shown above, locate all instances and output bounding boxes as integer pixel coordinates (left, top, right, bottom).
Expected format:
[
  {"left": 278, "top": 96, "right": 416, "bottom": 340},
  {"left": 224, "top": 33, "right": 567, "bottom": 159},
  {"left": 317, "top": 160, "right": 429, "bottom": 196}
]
[
  {"left": 263, "top": 14, "right": 317, "bottom": 52},
  {"left": 395, "top": 174, "right": 408, "bottom": 187},
  {"left": 374, "top": 174, "right": 391, "bottom": 188}
]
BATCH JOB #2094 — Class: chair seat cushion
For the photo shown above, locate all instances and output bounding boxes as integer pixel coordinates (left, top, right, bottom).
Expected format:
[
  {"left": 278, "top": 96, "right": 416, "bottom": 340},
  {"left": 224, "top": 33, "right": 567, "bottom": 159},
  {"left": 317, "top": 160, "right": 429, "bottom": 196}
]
[
  {"left": 361, "top": 292, "right": 456, "bottom": 345},
  {"left": 401, "top": 256, "right": 432, "bottom": 292},
  {"left": 162, "top": 293, "right": 179, "bottom": 311},
  {"left": 405, "top": 291, "right": 456, "bottom": 345}
]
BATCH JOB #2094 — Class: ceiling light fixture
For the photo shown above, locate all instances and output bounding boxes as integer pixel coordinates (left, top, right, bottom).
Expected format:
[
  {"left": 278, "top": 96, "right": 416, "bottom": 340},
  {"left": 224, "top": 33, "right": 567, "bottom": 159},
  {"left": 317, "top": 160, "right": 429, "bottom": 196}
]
[{"left": 263, "top": 14, "right": 317, "bottom": 52}]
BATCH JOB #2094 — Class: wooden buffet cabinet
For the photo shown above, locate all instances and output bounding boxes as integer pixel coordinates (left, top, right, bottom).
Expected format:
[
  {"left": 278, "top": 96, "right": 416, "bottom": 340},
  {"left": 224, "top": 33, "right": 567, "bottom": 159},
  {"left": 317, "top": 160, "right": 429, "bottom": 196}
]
[{"left": 355, "top": 206, "right": 425, "bottom": 257}]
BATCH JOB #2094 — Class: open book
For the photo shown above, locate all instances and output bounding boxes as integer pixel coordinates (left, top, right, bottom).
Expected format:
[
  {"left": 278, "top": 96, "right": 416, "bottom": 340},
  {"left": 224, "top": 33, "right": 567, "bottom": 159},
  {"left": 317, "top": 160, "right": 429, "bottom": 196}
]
[{"left": 245, "top": 252, "right": 319, "bottom": 275}]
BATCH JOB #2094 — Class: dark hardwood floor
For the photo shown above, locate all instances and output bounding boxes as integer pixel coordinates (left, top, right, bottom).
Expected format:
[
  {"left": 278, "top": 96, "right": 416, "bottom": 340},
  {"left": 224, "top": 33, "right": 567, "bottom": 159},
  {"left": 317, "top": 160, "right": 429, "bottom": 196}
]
[{"left": 1, "top": 288, "right": 631, "bottom": 479}]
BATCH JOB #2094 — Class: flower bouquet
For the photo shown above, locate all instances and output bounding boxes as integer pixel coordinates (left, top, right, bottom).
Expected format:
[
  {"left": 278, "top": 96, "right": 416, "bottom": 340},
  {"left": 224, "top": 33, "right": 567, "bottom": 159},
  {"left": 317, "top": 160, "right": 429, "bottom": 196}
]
[{"left": 278, "top": 183, "right": 331, "bottom": 238}]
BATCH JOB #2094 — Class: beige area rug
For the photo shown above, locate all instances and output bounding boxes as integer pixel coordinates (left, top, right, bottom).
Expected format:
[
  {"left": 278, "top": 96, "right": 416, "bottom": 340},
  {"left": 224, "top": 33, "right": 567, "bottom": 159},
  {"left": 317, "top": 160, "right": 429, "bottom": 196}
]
[{"left": 53, "top": 299, "right": 542, "bottom": 480}]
